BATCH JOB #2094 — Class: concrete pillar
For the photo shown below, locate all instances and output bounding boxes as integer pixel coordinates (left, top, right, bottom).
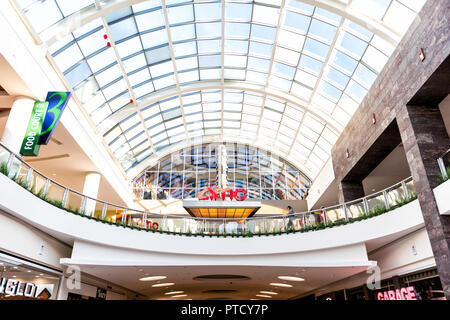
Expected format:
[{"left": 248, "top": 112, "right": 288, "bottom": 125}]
[
  {"left": 338, "top": 180, "right": 365, "bottom": 203},
  {"left": 82, "top": 172, "right": 101, "bottom": 216},
  {"left": 0, "top": 96, "right": 35, "bottom": 155},
  {"left": 397, "top": 104, "right": 450, "bottom": 300}
]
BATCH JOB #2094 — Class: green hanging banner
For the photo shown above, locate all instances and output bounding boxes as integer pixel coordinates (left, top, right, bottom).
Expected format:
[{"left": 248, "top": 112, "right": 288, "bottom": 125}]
[{"left": 20, "top": 101, "right": 49, "bottom": 156}]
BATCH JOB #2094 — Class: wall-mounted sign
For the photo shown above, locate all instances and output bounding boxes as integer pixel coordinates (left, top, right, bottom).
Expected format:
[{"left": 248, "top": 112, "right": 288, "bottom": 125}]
[
  {"left": 38, "top": 91, "right": 71, "bottom": 145},
  {"left": 376, "top": 286, "right": 417, "bottom": 300},
  {"left": 19, "top": 91, "right": 71, "bottom": 157},
  {"left": 0, "top": 277, "right": 53, "bottom": 299},
  {"left": 20, "top": 101, "right": 48, "bottom": 156},
  {"left": 198, "top": 188, "right": 247, "bottom": 201},
  {"left": 96, "top": 287, "right": 107, "bottom": 300}
]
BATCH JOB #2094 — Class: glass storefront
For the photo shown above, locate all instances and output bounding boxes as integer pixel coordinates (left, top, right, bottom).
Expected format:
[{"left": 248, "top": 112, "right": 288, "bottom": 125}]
[
  {"left": 133, "top": 143, "right": 311, "bottom": 200},
  {"left": 0, "top": 254, "right": 61, "bottom": 300}
]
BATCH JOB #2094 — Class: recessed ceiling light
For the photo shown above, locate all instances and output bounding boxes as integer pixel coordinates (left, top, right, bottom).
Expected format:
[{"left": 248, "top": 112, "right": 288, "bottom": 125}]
[
  {"left": 165, "top": 291, "right": 184, "bottom": 295},
  {"left": 270, "top": 283, "right": 293, "bottom": 288},
  {"left": 260, "top": 291, "right": 278, "bottom": 295},
  {"left": 278, "top": 276, "right": 305, "bottom": 282},
  {"left": 256, "top": 294, "right": 272, "bottom": 298},
  {"left": 152, "top": 283, "right": 175, "bottom": 287},
  {"left": 172, "top": 294, "right": 187, "bottom": 298},
  {"left": 139, "top": 276, "right": 167, "bottom": 281}
]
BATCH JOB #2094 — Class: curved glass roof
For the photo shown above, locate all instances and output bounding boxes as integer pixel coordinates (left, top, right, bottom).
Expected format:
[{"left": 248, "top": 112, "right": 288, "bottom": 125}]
[{"left": 15, "top": 0, "right": 425, "bottom": 180}]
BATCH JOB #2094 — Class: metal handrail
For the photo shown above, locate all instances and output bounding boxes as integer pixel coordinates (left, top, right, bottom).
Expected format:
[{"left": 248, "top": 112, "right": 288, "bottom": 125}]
[{"left": 0, "top": 142, "right": 417, "bottom": 234}]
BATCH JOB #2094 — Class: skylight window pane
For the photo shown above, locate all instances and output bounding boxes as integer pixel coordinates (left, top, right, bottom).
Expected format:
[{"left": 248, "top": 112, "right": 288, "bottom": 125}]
[
  {"left": 224, "top": 55, "right": 247, "bottom": 68},
  {"left": 87, "top": 48, "right": 116, "bottom": 72},
  {"left": 362, "top": 46, "right": 388, "bottom": 73},
  {"left": 75, "top": 77, "right": 101, "bottom": 106},
  {"left": 318, "top": 81, "right": 342, "bottom": 102},
  {"left": 173, "top": 41, "right": 197, "bottom": 57},
  {"left": 332, "top": 106, "right": 351, "bottom": 126},
  {"left": 291, "top": 82, "right": 312, "bottom": 100},
  {"left": 269, "top": 76, "right": 292, "bottom": 91},
  {"left": 178, "top": 70, "right": 199, "bottom": 83},
  {"left": 283, "top": 11, "right": 311, "bottom": 34},
  {"left": 251, "top": 24, "right": 276, "bottom": 42},
  {"left": 338, "top": 93, "right": 359, "bottom": 114},
  {"left": 109, "top": 94, "right": 130, "bottom": 112},
  {"left": 371, "top": 35, "right": 395, "bottom": 56},
  {"left": 123, "top": 53, "right": 147, "bottom": 73},
  {"left": 299, "top": 55, "right": 323, "bottom": 75},
  {"left": 273, "top": 62, "right": 296, "bottom": 79},
  {"left": 294, "top": 69, "right": 317, "bottom": 88},
  {"left": 116, "top": 36, "right": 143, "bottom": 58},
  {"left": 275, "top": 46, "right": 300, "bottom": 65},
  {"left": 65, "top": 62, "right": 92, "bottom": 87},
  {"left": 345, "top": 79, "right": 367, "bottom": 102},
  {"left": 24, "top": 0, "right": 62, "bottom": 33},
  {"left": 354, "top": 64, "right": 377, "bottom": 89},
  {"left": 246, "top": 71, "right": 267, "bottom": 84},
  {"left": 303, "top": 37, "right": 330, "bottom": 60},
  {"left": 286, "top": 0, "right": 314, "bottom": 15},
  {"left": 249, "top": 41, "right": 273, "bottom": 58},
  {"left": 309, "top": 19, "right": 337, "bottom": 44},
  {"left": 224, "top": 69, "right": 246, "bottom": 80},
  {"left": 72, "top": 18, "right": 103, "bottom": 38},
  {"left": 247, "top": 57, "right": 270, "bottom": 73},
  {"left": 195, "top": 3, "right": 221, "bottom": 20},
  {"left": 103, "top": 79, "right": 128, "bottom": 100},
  {"left": 252, "top": 5, "right": 279, "bottom": 26},
  {"left": 141, "top": 28, "right": 168, "bottom": 48},
  {"left": 133, "top": 0, "right": 161, "bottom": 13},
  {"left": 133, "top": 82, "right": 155, "bottom": 98},
  {"left": 224, "top": 40, "right": 249, "bottom": 54},
  {"left": 170, "top": 24, "right": 196, "bottom": 42},
  {"left": 145, "top": 46, "right": 171, "bottom": 65},
  {"left": 91, "top": 105, "right": 112, "bottom": 125},
  {"left": 225, "top": 3, "right": 252, "bottom": 21},
  {"left": 199, "top": 55, "right": 221, "bottom": 68},
  {"left": 150, "top": 60, "right": 174, "bottom": 77},
  {"left": 312, "top": 94, "right": 335, "bottom": 113},
  {"left": 167, "top": 4, "right": 194, "bottom": 25},
  {"left": 313, "top": 8, "right": 341, "bottom": 25},
  {"left": 196, "top": 22, "right": 221, "bottom": 38},
  {"left": 77, "top": 29, "right": 105, "bottom": 57},
  {"left": 105, "top": 6, "right": 132, "bottom": 24},
  {"left": 176, "top": 56, "right": 198, "bottom": 71},
  {"left": 277, "top": 29, "right": 305, "bottom": 50},
  {"left": 153, "top": 74, "right": 176, "bottom": 90},
  {"left": 53, "top": 44, "right": 83, "bottom": 72},
  {"left": 109, "top": 17, "right": 138, "bottom": 42},
  {"left": 128, "top": 68, "right": 151, "bottom": 87},
  {"left": 331, "top": 50, "right": 358, "bottom": 75},
  {"left": 96, "top": 65, "right": 123, "bottom": 88},
  {"left": 225, "top": 22, "right": 250, "bottom": 38},
  {"left": 337, "top": 32, "right": 368, "bottom": 59},
  {"left": 351, "top": 0, "right": 391, "bottom": 20},
  {"left": 48, "top": 34, "right": 74, "bottom": 55},
  {"left": 56, "top": 0, "right": 94, "bottom": 17},
  {"left": 344, "top": 20, "right": 373, "bottom": 42},
  {"left": 135, "top": 10, "right": 165, "bottom": 32},
  {"left": 197, "top": 39, "right": 221, "bottom": 54},
  {"left": 323, "top": 67, "right": 349, "bottom": 89}
]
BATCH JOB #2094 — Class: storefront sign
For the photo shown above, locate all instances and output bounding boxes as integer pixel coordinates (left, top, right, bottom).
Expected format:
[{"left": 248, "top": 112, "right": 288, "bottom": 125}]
[
  {"left": 376, "top": 286, "right": 417, "bottom": 300},
  {"left": 198, "top": 188, "right": 247, "bottom": 201},
  {"left": 0, "top": 277, "right": 51, "bottom": 298},
  {"left": 20, "top": 101, "right": 48, "bottom": 156},
  {"left": 96, "top": 287, "right": 107, "bottom": 300},
  {"left": 38, "top": 91, "right": 71, "bottom": 145}
]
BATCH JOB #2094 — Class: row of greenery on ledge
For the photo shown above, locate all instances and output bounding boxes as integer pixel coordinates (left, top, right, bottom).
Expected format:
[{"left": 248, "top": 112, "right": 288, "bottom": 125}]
[
  {"left": 437, "top": 166, "right": 450, "bottom": 185},
  {"left": 1, "top": 161, "right": 417, "bottom": 238}
]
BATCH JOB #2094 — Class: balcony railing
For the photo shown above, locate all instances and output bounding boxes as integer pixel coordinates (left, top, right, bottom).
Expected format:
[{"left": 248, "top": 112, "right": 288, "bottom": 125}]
[{"left": 0, "top": 142, "right": 417, "bottom": 237}]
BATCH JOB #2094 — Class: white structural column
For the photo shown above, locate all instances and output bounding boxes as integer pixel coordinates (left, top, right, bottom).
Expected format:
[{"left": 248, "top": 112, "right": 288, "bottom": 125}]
[
  {"left": 1, "top": 97, "right": 35, "bottom": 155},
  {"left": 82, "top": 172, "right": 101, "bottom": 216}
]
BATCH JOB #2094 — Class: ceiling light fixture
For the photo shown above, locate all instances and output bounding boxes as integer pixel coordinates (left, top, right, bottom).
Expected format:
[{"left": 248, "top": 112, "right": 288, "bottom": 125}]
[
  {"left": 260, "top": 291, "right": 278, "bottom": 295},
  {"left": 278, "top": 276, "right": 305, "bottom": 282},
  {"left": 152, "top": 283, "right": 175, "bottom": 287},
  {"left": 270, "top": 283, "right": 293, "bottom": 288},
  {"left": 165, "top": 291, "right": 184, "bottom": 295},
  {"left": 139, "top": 276, "right": 167, "bottom": 281},
  {"left": 256, "top": 294, "right": 272, "bottom": 298},
  {"left": 172, "top": 294, "right": 188, "bottom": 298}
]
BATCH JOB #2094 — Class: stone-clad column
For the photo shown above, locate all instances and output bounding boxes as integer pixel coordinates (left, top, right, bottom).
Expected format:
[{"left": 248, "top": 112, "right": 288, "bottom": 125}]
[
  {"left": 397, "top": 104, "right": 450, "bottom": 299},
  {"left": 338, "top": 180, "right": 365, "bottom": 203}
]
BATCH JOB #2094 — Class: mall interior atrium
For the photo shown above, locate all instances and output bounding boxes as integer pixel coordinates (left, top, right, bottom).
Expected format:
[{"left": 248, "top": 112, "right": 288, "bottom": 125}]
[{"left": 0, "top": 0, "right": 449, "bottom": 300}]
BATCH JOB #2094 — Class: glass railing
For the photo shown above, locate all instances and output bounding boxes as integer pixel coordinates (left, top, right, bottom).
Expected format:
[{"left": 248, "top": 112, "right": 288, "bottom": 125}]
[
  {"left": 0, "top": 142, "right": 418, "bottom": 237},
  {"left": 437, "top": 148, "right": 450, "bottom": 183}
]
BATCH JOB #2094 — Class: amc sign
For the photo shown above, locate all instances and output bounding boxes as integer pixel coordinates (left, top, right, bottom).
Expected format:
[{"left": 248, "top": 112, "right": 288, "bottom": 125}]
[{"left": 198, "top": 188, "right": 247, "bottom": 201}]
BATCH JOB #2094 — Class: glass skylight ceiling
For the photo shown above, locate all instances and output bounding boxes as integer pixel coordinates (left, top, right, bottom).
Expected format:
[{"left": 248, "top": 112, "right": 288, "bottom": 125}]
[{"left": 16, "top": 0, "right": 425, "bottom": 180}]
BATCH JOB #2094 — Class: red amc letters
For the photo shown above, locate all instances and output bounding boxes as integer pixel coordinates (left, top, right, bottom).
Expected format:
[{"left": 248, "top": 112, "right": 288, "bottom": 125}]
[{"left": 198, "top": 188, "right": 247, "bottom": 201}]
